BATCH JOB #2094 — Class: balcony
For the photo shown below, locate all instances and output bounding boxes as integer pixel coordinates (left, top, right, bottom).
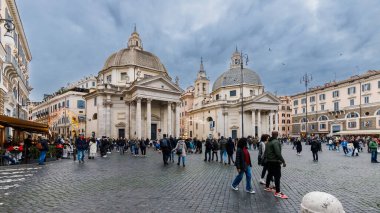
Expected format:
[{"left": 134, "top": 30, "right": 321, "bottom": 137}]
[{"left": 4, "top": 55, "right": 28, "bottom": 88}]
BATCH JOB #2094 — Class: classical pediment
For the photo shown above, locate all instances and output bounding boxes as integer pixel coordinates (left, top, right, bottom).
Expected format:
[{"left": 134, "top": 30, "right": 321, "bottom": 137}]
[
  {"left": 115, "top": 122, "right": 126, "bottom": 127},
  {"left": 135, "top": 76, "right": 182, "bottom": 93},
  {"left": 252, "top": 92, "right": 281, "bottom": 104}
]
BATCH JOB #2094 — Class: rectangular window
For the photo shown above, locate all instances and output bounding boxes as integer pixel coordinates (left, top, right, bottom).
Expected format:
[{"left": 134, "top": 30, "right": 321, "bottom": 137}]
[
  {"left": 62, "top": 101, "right": 65, "bottom": 108},
  {"left": 92, "top": 82, "right": 95, "bottom": 87},
  {"left": 350, "top": 99, "right": 355, "bottom": 106},
  {"left": 230, "top": 90, "right": 236, "bottom": 97},
  {"left": 215, "top": 94, "right": 219, "bottom": 100},
  {"left": 320, "top": 104, "right": 325, "bottom": 111},
  {"left": 293, "top": 100, "right": 298, "bottom": 106},
  {"left": 106, "top": 75, "right": 112, "bottom": 83},
  {"left": 77, "top": 100, "right": 85, "bottom": 109},
  {"left": 301, "top": 98, "right": 306, "bottom": 104},
  {"left": 378, "top": 81, "right": 380, "bottom": 89},
  {"left": 311, "top": 106, "right": 315, "bottom": 112},
  {"left": 319, "top": 123, "right": 326, "bottom": 130},
  {"left": 94, "top": 97, "right": 97, "bottom": 106},
  {"left": 347, "top": 86, "right": 356, "bottom": 95},
  {"left": 66, "top": 100, "right": 70, "bottom": 108},
  {"left": 334, "top": 102, "right": 339, "bottom": 111},
  {"left": 332, "top": 90, "right": 339, "bottom": 98},
  {"left": 364, "top": 96, "right": 369, "bottom": 104},
  {"left": 121, "top": 72, "right": 127, "bottom": 80},
  {"left": 86, "top": 83, "right": 88, "bottom": 88},
  {"left": 294, "top": 109, "right": 298, "bottom": 115},
  {"left": 302, "top": 107, "right": 306, "bottom": 113},
  {"left": 250, "top": 90, "right": 253, "bottom": 96},
  {"left": 319, "top": 94, "right": 325, "bottom": 101},
  {"left": 362, "top": 83, "right": 371, "bottom": 91},
  {"left": 348, "top": 121, "right": 357, "bottom": 128},
  {"left": 310, "top": 96, "right": 315, "bottom": 103}
]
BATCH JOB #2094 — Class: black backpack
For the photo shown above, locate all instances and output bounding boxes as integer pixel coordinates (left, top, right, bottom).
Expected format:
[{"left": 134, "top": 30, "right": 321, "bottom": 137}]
[{"left": 161, "top": 139, "right": 168, "bottom": 148}]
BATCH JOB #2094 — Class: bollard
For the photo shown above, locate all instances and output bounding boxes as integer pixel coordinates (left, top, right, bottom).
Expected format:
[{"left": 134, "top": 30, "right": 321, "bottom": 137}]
[{"left": 300, "top": 191, "right": 345, "bottom": 213}]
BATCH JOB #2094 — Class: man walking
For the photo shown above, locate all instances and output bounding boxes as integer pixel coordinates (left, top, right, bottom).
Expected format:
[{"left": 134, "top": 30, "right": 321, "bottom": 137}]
[
  {"left": 310, "top": 138, "right": 320, "bottom": 162},
  {"left": 38, "top": 137, "right": 49, "bottom": 165},
  {"left": 76, "top": 134, "right": 87, "bottom": 163},
  {"left": 219, "top": 136, "right": 228, "bottom": 164},
  {"left": 204, "top": 138, "right": 212, "bottom": 162},
  {"left": 264, "top": 131, "right": 288, "bottom": 199},
  {"left": 369, "top": 138, "right": 378, "bottom": 163},
  {"left": 341, "top": 139, "right": 348, "bottom": 155},
  {"left": 160, "top": 134, "right": 171, "bottom": 165}
]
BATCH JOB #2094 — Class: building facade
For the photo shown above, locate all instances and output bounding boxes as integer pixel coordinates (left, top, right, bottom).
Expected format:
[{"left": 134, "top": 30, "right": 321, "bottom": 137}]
[
  {"left": 0, "top": 0, "right": 32, "bottom": 120},
  {"left": 277, "top": 96, "right": 292, "bottom": 137},
  {"left": 180, "top": 86, "right": 194, "bottom": 138},
  {"left": 291, "top": 70, "right": 380, "bottom": 137},
  {"left": 84, "top": 28, "right": 182, "bottom": 139},
  {"left": 182, "top": 50, "right": 280, "bottom": 140},
  {"left": 29, "top": 75, "right": 96, "bottom": 138}
]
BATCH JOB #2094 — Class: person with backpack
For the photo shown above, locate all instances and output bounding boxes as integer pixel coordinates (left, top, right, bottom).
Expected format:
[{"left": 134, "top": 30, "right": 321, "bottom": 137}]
[
  {"left": 140, "top": 138, "right": 147, "bottom": 157},
  {"left": 173, "top": 139, "right": 187, "bottom": 167},
  {"left": 38, "top": 137, "right": 49, "bottom": 165},
  {"left": 231, "top": 138, "right": 255, "bottom": 194},
  {"left": 204, "top": 138, "right": 212, "bottom": 162},
  {"left": 160, "top": 134, "right": 171, "bottom": 165},
  {"left": 76, "top": 134, "right": 87, "bottom": 163},
  {"left": 211, "top": 139, "right": 219, "bottom": 161},
  {"left": 219, "top": 136, "right": 228, "bottom": 164}
]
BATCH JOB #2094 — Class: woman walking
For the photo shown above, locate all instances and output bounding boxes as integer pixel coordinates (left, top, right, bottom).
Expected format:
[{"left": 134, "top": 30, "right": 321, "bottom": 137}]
[
  {"left": 231, "top": 138, "right": 255, "bottom": 194},
  {"left": 258, "top": 134, "right": 270, "bottom": 184},
  {"left": 226, "top": 137, "right": 235, "bottom": 165},
  {"left": 174, "top": 139, "right": 187, "bottom": 167},
  {"left": 140, "top": 138, "right": 147, "bottom": 157},
  {"left": 296, "top": 139, "right": 302, "bottom": 155},
  {"left": 89, "top": 138, "right": 97, "bottom": 159}
]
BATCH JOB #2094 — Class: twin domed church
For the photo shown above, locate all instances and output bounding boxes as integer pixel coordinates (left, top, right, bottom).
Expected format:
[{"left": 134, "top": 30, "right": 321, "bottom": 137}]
[{"left": 85, "top": 28, "right": 280, "bottom": 140}]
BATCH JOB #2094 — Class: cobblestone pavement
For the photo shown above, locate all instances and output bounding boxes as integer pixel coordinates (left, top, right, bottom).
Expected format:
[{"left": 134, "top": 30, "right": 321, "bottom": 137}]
[{"left": 0, "top": 145, "right": 379, "bottom": 213}]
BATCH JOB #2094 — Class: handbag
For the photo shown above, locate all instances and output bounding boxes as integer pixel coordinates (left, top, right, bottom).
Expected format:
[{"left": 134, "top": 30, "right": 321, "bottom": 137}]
[
  {"left": 36, "top": 143, "right": 43, "bottom": 150},
  {"left": 176, "top": 148, "right": 183, "bottom": 155}
]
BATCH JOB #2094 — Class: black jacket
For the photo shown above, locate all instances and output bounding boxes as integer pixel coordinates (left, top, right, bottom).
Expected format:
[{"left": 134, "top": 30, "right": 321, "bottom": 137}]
[{"left": 235, "top": 147, "right": 252, "bottom": 171}]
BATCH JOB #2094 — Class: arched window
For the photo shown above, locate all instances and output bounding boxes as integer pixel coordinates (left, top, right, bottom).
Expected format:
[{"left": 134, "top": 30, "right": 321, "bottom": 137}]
[
  {"left": 376, "top": 110, "right": 380, "bottom": 116},
  {"left": 301, "top": 117, "right": 308, "bottom": 123},
  {"left": 206, "top": 117, "right": 213, "bottom": 122},
  {"left": 318, "top": 115, "right": 328, "bottom": 121},
  {"left": 92, "top": 113, "right": 97, "bottom": 120},
  {"left": 346, "top": 112, "right": 359, "bottom": 118}
]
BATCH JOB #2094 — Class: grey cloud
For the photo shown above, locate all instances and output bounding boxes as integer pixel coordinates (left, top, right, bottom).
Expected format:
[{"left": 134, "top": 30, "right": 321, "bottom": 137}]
[{"left": 16, "top": 0, "right": 380, "bottom": 100}]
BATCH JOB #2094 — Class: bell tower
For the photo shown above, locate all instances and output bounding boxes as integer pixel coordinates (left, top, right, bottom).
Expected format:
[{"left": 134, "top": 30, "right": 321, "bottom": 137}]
[
  {"left": 194, "top": 57, "right": 210, "bottom": 100},
  {"left": 128, "top": 24, "right": 143, "bottom": 50},
  {"left": 230, "top": 46, "right": 241, "bottom": 69}
]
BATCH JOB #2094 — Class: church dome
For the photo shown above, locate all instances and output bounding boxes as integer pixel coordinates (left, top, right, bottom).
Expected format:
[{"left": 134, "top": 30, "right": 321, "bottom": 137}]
[
  {"left": 212, "top": 49, "right": 262, "bottom": 91},
  {"left": 102, "top": 27, "right": 167, "bottom": 73}
]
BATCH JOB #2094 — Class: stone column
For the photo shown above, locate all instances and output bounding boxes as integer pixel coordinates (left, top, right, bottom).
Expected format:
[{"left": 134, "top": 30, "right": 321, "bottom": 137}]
[
  {"left": 125, "top": 100, "right": 130, "bottom": 139},
  {"left": 146, "top": 99, "right": 152, "bottom": 139},
  {"left": 257, "top": 110, "right": 261, "bottom": 138},
  {"left": 136, "top": 97, "right": 142, "bottom": 139},
  {"left": 269, "top": 111, "right": 273, "bottom": 133},
  {"left": 224, "top": 112, "right": 228, "bottom": 137},
  {"left": 252, "top": 110, "right": 256, "bottom": 137},
  {"left": 105, "top": 95, "right": 112, "bottom": 137},
  {"left": 175, "top": 102, "right": 180, "bottom": 138},
  {"left": 167, "top": 102, "right": 172, "bottom": 137},
  {"left": 275, "top": 110, "right": 279, "bottom": 131}
]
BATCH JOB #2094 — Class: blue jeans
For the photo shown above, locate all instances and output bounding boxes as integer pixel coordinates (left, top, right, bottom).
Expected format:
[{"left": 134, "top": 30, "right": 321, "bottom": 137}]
[
  {"left": 39, "top": 151, "right": 46, "bottom": 164},
  {"left": 220, "top": 150, "right": 227, "bottom": 163},
  {"left": 77, "top": 150, "right": 85, "bottom": 161},
  {"left": 232, "top": 166, "right": 252, "bottom": 191},
  {"left": 178, "top": 156, "right": 185, "bottom": 166},
  {"left": 371, "top": 150, "right": 378, "bottom": 162}
]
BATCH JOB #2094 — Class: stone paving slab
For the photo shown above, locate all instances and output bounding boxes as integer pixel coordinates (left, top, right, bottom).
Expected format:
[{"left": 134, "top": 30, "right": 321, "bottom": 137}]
[{"left": 0, "top": 145, "right": 379, "bottom": 212}]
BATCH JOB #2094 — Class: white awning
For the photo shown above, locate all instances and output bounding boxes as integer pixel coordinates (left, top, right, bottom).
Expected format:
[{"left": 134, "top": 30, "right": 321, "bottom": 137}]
[{"left": 333, "top": 130, "right": 380, "bottom": 136}]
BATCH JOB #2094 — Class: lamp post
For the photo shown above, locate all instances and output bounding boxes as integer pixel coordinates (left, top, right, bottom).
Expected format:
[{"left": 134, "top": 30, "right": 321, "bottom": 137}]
[
  {"left": 300, "top": 73, "right": 312, "bottom": 142},
  {"left": 240, "top": 51, "right": 249, "bottom": 138}
]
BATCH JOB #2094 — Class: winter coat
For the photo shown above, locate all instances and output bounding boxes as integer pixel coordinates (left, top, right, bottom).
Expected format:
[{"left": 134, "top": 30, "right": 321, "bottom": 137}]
[
  {"left": 266, "top": 138, "right": 285, "bottom": 164},
  {"left": 369, "top": 140, "right": 378, "bottom": 151},
  {"left": 235, "top": 147, "right": 252, "bottom": 171},
  {"left": 226, "top": 140, "right": 235, "bottom": 155},
  {"left": 219, "top": 139, "right": 227, "bottom": 151},
  {"left": 89, "top": 141, "right": 97, "bottom": 155},
  {"left": 174, "top": 140, "right": 187, "bottom": 157},
  {"left": 310, "top": 140, "right": 320, "bottom": 152}
]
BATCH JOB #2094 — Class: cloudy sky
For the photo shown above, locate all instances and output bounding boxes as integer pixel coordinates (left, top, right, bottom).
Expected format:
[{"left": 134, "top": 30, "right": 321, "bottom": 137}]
[{"left": 18, "top": 0, "right": 380, "bottom": 101}]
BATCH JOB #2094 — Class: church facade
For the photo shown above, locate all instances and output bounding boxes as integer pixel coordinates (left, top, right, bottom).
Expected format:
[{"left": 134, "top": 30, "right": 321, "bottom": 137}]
[
  {"left": 85, "top": 28, "right": 182, "bottom": 139},
  {"left": 181, "top": 50, "right": 281, "bottom": 140}
]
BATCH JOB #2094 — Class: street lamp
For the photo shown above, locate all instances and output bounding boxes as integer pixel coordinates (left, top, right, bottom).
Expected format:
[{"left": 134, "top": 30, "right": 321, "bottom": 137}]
[
  {"left": 240, "top": 51, "right": 248, "bottom": 138},
  {"left": 1, "top": 18, "right": 15, "bottom": 45},
  {"left": 300, "top": 73, "right": 312, "bottom": 142}
]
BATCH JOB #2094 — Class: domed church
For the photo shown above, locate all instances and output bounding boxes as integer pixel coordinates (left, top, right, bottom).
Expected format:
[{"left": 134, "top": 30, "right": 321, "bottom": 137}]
[
  {"left": 182, "top": 49, "right": 281, "bottom": 139},
  {"left": 85, "top": 27, "right": 182, "bottom": 139}
]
